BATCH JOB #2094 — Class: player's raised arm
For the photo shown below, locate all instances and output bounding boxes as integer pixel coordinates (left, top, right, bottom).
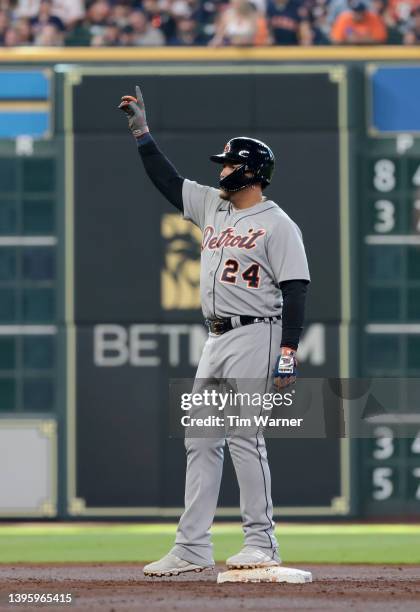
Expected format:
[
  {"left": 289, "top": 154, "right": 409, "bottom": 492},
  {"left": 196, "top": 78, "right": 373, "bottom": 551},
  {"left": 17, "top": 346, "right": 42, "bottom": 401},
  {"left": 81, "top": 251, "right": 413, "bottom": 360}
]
[{"left": 118, "top": 85, "right": 184, "bottom": 212}]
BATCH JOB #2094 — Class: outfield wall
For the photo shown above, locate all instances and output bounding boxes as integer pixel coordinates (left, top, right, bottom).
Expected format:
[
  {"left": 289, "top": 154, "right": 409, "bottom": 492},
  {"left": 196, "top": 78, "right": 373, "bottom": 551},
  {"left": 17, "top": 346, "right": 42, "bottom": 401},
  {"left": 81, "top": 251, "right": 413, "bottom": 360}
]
[{"left": 0, "top": 49, "right": 419, "bottom": 519}]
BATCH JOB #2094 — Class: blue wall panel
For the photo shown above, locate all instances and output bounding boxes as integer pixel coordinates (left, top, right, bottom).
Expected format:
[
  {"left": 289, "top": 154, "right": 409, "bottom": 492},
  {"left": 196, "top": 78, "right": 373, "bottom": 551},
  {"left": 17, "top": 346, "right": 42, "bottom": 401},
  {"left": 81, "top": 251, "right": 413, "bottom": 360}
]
[
  {"left": 371, "top": 66, "right": 420, "bottom": 133},
  {"left": 0, "top": 71, "right": 49, "bottom": 100},
  {"left": 0, "top": 113, "right": 49, "bottom": 137}
]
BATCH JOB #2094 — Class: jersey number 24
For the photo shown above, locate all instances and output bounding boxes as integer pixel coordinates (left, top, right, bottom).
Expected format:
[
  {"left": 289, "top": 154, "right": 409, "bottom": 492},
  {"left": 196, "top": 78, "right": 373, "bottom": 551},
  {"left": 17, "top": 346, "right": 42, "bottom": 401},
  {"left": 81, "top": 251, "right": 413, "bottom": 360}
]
[{"left": 220, "top": 259, "right": 260, "bottom": 289}]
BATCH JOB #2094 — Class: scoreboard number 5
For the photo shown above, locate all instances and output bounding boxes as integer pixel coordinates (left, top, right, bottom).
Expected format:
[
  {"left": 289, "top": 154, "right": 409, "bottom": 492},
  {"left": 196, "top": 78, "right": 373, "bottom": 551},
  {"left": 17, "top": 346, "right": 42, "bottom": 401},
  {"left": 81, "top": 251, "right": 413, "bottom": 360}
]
[{"left": 372, "top": 467, "right": 393, "bottom": 500}]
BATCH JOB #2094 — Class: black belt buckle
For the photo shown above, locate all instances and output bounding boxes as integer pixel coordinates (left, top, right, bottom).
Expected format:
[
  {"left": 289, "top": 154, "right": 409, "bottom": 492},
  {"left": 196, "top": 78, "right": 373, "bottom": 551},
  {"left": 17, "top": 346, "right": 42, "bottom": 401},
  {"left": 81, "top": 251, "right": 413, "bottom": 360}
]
[
  {"left": 212, "top": 320, "right": 227, "bottom": 335},
  {"left": 205, "top": 318, "right": 229, "bottom": 335}
]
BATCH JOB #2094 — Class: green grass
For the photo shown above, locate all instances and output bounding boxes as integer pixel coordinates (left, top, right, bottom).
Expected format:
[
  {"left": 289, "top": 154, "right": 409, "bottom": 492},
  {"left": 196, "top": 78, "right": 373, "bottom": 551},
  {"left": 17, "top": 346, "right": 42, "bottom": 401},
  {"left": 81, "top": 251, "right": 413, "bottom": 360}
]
[{"left": 0, "top": 523, "right": 419, "bottom": 564}]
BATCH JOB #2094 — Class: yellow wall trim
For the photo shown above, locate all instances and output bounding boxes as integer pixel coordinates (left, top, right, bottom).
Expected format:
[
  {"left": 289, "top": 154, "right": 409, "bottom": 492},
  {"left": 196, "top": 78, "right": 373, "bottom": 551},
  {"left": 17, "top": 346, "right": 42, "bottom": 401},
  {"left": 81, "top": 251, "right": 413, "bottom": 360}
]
[
  {"left": 1, "top": 46, "right": 420, "bottom": 63},
  {"left": 0, "top": 101, "right": 49, "bottom": 111}
]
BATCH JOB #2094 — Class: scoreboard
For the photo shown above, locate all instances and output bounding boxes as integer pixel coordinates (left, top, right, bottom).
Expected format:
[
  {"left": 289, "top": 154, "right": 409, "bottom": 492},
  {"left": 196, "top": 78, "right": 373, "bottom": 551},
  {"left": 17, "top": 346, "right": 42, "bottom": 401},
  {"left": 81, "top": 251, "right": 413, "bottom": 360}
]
[
  {"left": 361, "top": 428, "right": 420, "bottom": 515},
  {"left": 359, "top": 65, "right": 420, "bottom": 515}
]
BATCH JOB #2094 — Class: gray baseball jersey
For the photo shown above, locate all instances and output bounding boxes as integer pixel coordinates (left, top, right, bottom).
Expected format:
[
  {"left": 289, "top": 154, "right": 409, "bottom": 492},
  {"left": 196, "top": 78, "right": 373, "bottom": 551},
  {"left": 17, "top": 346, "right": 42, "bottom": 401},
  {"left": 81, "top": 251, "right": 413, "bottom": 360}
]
[{"left": 182, "top": 179, "right": 310, "bottom": 319}]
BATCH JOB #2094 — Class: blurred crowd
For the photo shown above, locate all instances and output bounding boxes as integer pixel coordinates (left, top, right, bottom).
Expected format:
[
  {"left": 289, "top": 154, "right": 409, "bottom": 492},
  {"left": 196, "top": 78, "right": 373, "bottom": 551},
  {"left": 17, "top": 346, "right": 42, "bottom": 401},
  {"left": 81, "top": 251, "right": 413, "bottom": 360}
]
[{"left": 0, "top": 0, "right": 419, "bottom": 47}]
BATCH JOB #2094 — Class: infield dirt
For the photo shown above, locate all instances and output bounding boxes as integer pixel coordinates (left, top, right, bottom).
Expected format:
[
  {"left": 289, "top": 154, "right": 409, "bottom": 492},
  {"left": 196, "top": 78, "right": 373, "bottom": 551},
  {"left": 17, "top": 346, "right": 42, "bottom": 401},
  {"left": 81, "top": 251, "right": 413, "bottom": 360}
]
[{"left": 0, "top": 564, "right": 419, "bottom": 611}]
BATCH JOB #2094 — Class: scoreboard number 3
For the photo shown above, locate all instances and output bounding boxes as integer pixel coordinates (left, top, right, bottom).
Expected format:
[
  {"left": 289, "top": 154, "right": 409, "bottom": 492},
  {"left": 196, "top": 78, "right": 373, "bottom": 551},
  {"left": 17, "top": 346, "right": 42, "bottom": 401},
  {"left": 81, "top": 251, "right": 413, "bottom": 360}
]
[
  {"left": 372, "top": 426, "right": 394, "bottom": 459},
  {"left": 373, "top": 200, "right": 395, "bottom": 233}
]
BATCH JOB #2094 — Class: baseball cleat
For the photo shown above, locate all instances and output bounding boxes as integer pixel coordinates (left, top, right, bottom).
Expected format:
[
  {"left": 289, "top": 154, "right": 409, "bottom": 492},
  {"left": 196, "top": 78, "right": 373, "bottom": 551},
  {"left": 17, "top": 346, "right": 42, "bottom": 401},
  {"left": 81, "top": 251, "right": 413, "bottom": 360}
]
[
  {"left": 226, "top": 546, "right": 281, "bottom": 569},
  {"left": 143, "top": 552, "right": 213, "bottom": 577}
]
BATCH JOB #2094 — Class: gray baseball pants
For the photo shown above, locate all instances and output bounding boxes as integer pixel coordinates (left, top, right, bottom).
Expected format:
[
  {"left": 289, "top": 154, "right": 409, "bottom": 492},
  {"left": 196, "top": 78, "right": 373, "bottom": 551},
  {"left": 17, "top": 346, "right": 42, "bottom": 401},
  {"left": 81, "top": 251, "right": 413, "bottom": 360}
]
[{"left": 171, "top": 320, "right": 282, "bottom": 566}]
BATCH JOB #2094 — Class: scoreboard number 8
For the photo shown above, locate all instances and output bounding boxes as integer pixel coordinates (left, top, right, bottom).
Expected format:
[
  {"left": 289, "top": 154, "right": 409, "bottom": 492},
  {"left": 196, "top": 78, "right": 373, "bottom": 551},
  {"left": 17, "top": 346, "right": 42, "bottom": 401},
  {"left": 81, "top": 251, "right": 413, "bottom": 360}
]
[{"left": 373, "top": 159, "right": 396, "bottom": 192}]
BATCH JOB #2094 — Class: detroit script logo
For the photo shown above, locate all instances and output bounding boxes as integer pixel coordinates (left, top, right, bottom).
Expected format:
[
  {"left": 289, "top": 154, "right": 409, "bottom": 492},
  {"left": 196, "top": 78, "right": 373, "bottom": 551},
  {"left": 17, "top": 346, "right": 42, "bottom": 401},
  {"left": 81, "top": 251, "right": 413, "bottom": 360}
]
[{"left": 202, "top": 226, "right": 265, "bottom": 251}]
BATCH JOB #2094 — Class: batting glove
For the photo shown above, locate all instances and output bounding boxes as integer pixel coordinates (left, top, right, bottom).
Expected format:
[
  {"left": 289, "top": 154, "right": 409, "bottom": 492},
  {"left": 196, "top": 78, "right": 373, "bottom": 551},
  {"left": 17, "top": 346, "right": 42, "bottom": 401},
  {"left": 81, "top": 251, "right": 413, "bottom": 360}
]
[
  {"left": 273, "top": 347, "right": 297, "bottom": 390},
  {"left": 118, "top": 85, "right": 149, "bottom": 139}
]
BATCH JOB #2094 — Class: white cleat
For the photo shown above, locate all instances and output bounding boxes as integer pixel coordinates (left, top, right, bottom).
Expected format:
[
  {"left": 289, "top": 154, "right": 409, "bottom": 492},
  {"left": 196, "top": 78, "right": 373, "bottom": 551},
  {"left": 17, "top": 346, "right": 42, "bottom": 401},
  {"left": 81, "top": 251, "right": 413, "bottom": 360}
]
[
  {"left": 143, "top": 552, "right": 213, "bottom": 577},
  {"left": 226, "top": 546, "right": 281, "bottom": 569}
]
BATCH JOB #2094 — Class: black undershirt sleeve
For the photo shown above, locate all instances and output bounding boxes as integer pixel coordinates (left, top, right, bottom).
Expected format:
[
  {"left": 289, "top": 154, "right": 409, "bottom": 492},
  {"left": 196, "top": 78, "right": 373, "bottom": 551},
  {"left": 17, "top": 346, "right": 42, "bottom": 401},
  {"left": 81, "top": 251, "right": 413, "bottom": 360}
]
[
  {"left": 137, "top": 133, "right": 184, "bottom": 212},
  {"left": 279, "top": 279, "right": 310, "bottom": 350}
]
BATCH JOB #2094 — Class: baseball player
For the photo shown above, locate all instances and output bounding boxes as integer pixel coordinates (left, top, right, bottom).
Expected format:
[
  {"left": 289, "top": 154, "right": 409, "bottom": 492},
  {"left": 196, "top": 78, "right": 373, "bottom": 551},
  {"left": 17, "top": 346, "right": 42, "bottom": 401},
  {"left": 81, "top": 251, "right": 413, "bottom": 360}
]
[{"left": 119, "top": 86, "right": 310, "bottom": 577}]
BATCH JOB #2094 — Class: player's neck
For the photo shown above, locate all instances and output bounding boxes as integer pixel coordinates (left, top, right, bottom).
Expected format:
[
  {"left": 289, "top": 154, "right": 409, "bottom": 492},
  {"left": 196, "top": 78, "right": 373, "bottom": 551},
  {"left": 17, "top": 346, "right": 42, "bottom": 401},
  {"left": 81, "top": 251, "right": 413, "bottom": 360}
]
[{"left": 230, "top": 187, "right": 265, "bottom": 210}]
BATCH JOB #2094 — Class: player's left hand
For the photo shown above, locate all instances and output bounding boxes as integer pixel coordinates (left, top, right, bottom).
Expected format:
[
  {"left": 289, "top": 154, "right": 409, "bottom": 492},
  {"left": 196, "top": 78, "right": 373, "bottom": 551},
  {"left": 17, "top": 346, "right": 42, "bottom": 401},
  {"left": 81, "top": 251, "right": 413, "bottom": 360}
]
[{"left": 273, "top": 347, "right": 297, "bottom": 390}]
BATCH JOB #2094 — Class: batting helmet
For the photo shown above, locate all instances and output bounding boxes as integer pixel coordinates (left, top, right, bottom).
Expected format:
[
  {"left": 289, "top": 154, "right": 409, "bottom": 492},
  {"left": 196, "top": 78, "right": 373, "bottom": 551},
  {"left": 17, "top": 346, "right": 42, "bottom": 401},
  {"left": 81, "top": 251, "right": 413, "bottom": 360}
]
[{"left": 210, "top": 136, "right": 275, "bottom": 192}]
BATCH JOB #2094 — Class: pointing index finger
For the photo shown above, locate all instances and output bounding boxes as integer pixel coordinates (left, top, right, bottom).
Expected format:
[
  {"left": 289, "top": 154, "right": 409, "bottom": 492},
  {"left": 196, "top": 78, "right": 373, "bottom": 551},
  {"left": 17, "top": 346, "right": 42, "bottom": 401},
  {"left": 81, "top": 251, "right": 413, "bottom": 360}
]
[{"left": 135, "top": 85, "right": 144, "bottom": 107}]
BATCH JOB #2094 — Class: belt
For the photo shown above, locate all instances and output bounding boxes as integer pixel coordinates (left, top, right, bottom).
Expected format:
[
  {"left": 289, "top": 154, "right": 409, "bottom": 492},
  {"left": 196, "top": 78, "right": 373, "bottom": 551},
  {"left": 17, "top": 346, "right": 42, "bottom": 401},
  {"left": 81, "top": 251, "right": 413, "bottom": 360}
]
[{"left": 205, "top": 315, "right": 280, "bottom": 336}]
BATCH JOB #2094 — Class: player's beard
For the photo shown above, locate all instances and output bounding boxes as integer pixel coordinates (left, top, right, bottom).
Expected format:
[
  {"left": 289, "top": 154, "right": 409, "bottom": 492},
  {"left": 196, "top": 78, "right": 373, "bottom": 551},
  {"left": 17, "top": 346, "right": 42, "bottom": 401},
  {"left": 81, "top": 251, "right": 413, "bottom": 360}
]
[{"left": 219, "top": 189, "right": 230, "bottom": 200}]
